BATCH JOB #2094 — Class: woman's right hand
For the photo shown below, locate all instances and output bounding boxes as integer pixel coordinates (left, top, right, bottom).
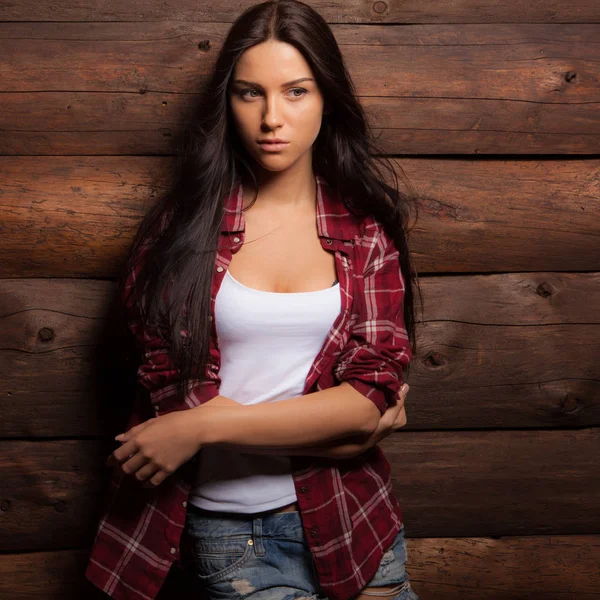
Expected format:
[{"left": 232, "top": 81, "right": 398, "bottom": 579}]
[{"left": 374, "top": 383, "right": 409, "bottom": 435}]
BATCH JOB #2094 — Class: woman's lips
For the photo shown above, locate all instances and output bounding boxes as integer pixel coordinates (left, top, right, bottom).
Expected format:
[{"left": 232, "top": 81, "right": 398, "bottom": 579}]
[{"left": 258, "top": 141, "right": 290, "bottom": 152}]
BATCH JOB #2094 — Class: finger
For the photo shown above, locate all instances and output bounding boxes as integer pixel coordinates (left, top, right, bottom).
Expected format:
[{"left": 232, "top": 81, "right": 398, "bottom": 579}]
[
  {"left": 387, "top": 385, "right": 408, "bottom": 410},
  {"left": 114, "top": 425, "right": 138, "bottom": 442},
  {"left": 393, "top": 407, "right": 407, "bottom": 430},
  {"left": 396, "top": 384, "right": 409, "bottom": 398},
  {"left": 379, "top": 401, "right": 403, "bottom": 433},
  {"left": 398, "top": 384, "right": 409, "bottom": 402},
  {"left": 135, "top": 462, "right": 161, "bottom": 483},
  {"left": 120, "top": 452, "right": 150, "bottom": 476},
  {"left": 143, "top": 470, "right": 169, "bottom": 488},
  {"left": 107, "top": 439, "right": 139, "bottom": 467},
  {"left": 114, "top": 419, "right": 154, "bottom": 443}
]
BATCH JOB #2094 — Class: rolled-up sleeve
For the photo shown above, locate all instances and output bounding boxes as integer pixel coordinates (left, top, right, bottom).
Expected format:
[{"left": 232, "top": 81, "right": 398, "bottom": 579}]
[
  {"left": 334, "top": 229, "right": 412, "bottom": 415},
  {"left": 121, "top": 234, "right": 220, "bottom": 415}
]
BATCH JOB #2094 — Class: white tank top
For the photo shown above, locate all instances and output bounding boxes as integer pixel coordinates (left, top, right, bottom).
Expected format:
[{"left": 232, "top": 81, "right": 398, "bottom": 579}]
[{"left": 189, "top": 268, "right": 341, "bottom": 513}]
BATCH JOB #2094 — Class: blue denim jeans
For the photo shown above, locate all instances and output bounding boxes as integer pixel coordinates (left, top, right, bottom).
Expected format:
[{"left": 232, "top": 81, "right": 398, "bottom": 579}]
[{"left": 180, "top": 503, "right": 419, "bottom": 600}]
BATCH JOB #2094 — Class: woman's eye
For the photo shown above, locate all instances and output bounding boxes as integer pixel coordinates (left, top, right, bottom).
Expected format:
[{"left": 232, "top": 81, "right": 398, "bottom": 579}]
[
  {"left": 240, "top": 89, "right": 260, "bottom": 99},
  {"left": 238, "top": 88, "right": 307, "bottom": 99},
  {"left": 289, "top": 88, "right": 308, "bottom": 98}
]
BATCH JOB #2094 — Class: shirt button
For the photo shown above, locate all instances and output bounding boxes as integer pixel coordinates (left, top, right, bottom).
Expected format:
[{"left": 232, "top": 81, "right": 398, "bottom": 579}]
[
  {"left": 310, "top": 530, "right": 317, "bottom": 538},
  {"left": 154, "top": 404, "right": 159, "bottom": 411},
  {"left": 300, "top": 486, "right": 308, "bottom": 493},
  {"left": 208, "top": 315, "right": 213, "bottom": 322},
  {"left": 233, "top": 236, "right": 240, "bottom": 243},
  {"left": 216, "top": 266, "right": 224, "bottom": 272},
  {"left": 182, "top": 501, "right": 187, "bottom": 508},
  {"left": 325, "top": 238, "right": 332, "bottom": 245},
  {"left": 170, "top": 547, "right": 176, "bottom": 555}
]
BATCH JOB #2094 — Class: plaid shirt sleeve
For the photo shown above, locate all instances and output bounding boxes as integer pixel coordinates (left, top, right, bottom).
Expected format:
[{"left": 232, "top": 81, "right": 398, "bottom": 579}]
[
  {"left": 334, "top": 226, "right": 412, "bottom": 415},
  {"left": 121, "top": 222, "right": 220, "bottom": 417}
]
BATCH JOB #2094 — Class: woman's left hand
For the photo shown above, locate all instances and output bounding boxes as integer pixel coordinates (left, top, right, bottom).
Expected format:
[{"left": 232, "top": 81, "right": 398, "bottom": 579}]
[{"left": 106, "top": 411, "right": 201, "bottom": 489}]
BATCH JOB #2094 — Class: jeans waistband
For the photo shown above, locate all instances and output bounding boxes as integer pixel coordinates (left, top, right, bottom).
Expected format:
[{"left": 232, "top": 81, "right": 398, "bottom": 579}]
[{"left": 185, "top": 501, "right": 306, "bottom": 550}]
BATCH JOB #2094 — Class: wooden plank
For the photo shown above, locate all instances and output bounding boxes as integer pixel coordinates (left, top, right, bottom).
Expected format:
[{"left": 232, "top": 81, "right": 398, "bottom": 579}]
[
  {"left": 1, "top": 430, "right": 598, "bottom": 549},
  {"left": 1, "top": 534, "right": 599, "bottom": 599},
  {"left": 0, "top": 278, "right": 135, "bottom": 437},
  {"left": 0, "top": 157, "right": 598, "bottom": 276},
  {"left": 2, "top": 0, "right": 599, "bottom": 23},
  {"left": 0, "top": 440, "right": 113, "bottom": 551},
  {"left": 383, "top": 428, "right": 600, "bottom": 538},
  {"left": 0, "top": 547, "right": 195, "bottom": 600},
  {"left": 1, "top": 273, "right": 598, "bottom": 437},
  {"left": 1, "top": 23, "right": 598, "bottom": 104},
  {"left": 3, "top": 91, "right": 598, "bottom": 156},
  {"left": 408, "top": 534, "right": 600, "bottom": 599},
  {"left": 2, "top": 22, "right": 599, "bottom": 155}
]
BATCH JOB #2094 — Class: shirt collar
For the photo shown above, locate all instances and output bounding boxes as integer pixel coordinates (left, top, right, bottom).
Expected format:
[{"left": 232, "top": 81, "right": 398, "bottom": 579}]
[{"left": 221, "top": 174, "right": 360, "bottom": 242}]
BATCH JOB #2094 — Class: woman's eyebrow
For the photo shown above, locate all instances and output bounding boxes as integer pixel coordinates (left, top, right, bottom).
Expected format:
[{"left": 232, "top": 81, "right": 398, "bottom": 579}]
[{"left": 232, "top": 77, "right": 314, "bottom": 88}]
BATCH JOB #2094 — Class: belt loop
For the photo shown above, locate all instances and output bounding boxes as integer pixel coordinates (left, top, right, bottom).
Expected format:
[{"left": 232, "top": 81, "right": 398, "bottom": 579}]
[{"left": 252, "top": 516, "right": 265, "bottom": 556}]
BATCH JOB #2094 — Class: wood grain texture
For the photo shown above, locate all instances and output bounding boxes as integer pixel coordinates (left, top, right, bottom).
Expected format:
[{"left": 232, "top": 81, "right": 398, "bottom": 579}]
[
  {"left": 408, "top": 534, "right": 600, "bottom": 598},
  {"left": 383, "top": 427, "right": 600, "bottom": 537},
  {"left": 1, "top": 534, "right": 599, "bottom": 599},
  {"left": 0, "top": 274, "right": 598, "bottom": 437},
  {"left": 1, "top": 1, "right": 598, "bottom": 597},
  {"left": 0, "top": 23, "right": 598, "bottom": 154},
  {"left": 0, "top": 430, "right": 598, "bottom": 550},
  {"left": 1, "top": 157, "right": 598, "bottom": 277},
  {"left": 2, "top": 22, "right": 597, "bottom": 98},
  {"left": 3, "top": 0, "right": 600, "bottom": 23},
  {"left": 3, "top": 92, "right": 600, "bottom": 156},
  {"left": 0, "top": 547, "right": 194, "bottom": 600}
]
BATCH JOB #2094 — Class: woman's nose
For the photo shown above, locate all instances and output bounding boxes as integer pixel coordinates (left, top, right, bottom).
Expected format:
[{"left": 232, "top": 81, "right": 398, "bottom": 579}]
[{"left": 262, "top": 96, "right": 284, "bottom": 129}]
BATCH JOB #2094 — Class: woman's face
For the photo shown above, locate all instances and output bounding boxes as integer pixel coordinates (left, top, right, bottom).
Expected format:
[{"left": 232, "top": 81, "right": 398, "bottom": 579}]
[{"left": 229, "top": 40, "right": 326, "bottom": 173}]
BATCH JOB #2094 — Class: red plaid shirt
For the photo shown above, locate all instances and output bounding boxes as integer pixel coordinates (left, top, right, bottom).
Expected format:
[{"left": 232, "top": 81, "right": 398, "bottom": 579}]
[{"left": 86, "top": 174, "right": 412, "bottom": 600}]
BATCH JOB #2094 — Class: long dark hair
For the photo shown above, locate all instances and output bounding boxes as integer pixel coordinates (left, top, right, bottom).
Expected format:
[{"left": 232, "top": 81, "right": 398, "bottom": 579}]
[{"left": 119, "top": 0, "right": 423, "bottom": 409}]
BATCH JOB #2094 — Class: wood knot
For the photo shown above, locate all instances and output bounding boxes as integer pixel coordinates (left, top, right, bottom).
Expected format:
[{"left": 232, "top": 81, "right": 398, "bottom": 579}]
[
  {"left": 424, "top": 351, "right": 445, "bottom": 367},
  {"left": 198, "top": 40, "right": 211, "bottom": 52},
  {"left": 536, "top": 282, "right": 553, "bottom": 298},
  {"left": 559, "top": 393, "right": 580, "bottom": 413},
  {"left": 38, "top": 327, "right": 54, "bottom": 342},
  {"left": 372, "top": 1, "right": 388, "bottom": 14},
  {"left": 1, "top": 499, "right": 12, "bottom": 511},
  {"left": 565, "top": 71, "right": 577, "bottom": 83}
]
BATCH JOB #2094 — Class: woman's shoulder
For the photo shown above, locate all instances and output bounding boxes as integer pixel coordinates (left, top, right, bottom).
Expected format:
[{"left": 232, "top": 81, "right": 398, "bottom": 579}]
[
  {"left": 349, "top": 214, "right": 400, "bottom": 280},
  {"left": 354, "top": 213, "right": 393, "bottom": 253}
]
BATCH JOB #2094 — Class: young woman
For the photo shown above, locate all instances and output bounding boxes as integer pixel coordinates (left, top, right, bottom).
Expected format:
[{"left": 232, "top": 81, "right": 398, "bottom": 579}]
[{"left": 86, "top": 1, "right": 422, "bottom": 599}]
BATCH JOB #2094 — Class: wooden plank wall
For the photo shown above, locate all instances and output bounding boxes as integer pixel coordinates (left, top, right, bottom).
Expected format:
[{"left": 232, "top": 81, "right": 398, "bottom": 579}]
[{"left": 0, "top": 1, "right": 599, "bottom": 598}]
